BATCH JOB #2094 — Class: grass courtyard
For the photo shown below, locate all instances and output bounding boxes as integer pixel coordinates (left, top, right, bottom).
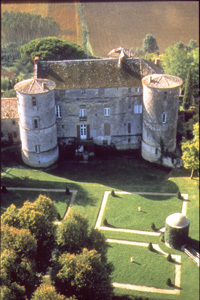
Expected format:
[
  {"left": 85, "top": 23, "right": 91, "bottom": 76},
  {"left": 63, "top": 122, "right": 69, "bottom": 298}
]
[
  {"left": 1, "top": 149, "right": 199, "bottom": 300},
  {"left": 102, "top": 193, "right": 182, "bottom": 231},
  {"left": 107, "top": 243, "right": 175, "bottom": 289}
]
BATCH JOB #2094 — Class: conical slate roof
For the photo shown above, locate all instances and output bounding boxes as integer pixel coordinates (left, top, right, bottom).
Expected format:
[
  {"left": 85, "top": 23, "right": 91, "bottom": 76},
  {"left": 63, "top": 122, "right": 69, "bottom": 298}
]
[
  {"left": 166, "top": 213, "right": 190, "bottom": 228},
  {"left": 14, "top": 78, "right": 56, "bottom": 94},
  {"left": 142, "top": 74, "right": 183, "bottom": 89}
]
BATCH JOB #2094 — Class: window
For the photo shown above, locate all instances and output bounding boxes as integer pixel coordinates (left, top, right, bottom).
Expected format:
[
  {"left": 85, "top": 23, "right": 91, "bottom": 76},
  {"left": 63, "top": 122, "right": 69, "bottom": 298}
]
[
  {"left": 35, "top": 145, "right": 40, "bottom": 153},
  {"left": 79, "top": 106, "right": 86, "bottom": 117},
  {"left": 62, "top": 124, "right": 64, "bottom": 129},
  {"left": 55, "top": 105, "right": 62, "bottom": 118},
  {"left": 104, "top": 107, "right": 110, "bottom": 116},
  {"left": 12, "top": 120, "right": 16, "bottom": 125},
  {"left": 80, "top": 124, "right": 87, "bottom": 139},
  {"left": 164, "top": 91, "right": 168, "bottom": 100},
  {"left": 134, "top": 104, "right": 142, "bottom": 114},
  {"left": 162, "top": 113, "right": 167, "bottom": 123},
  {"left": 128, "top": 138, "right": 131, "bottom": 143},
  {"left": 33, "top": 119, "right": 38, "bottom": 129},
  {"left": 128, "top": 123, "right": 131, "bottom": 134},
  {"left": 13, "top": 132, "right": 17, "bottom": 138},
  {"left": 135, "top": 87, "right": 140, "bottom": 93},
  {"left": 155, "top": 148, "right": 159, "bottom": 155},
  {"left": 32, "top": 97, "right": 37, "bottom": 107}
]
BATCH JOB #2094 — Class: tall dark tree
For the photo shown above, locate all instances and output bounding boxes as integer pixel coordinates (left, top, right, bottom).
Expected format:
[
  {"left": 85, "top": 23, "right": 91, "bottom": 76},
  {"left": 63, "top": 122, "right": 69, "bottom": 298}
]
[
  {"left": 142, "top": 34, "right": 159, "bottom": 54},
  {"left": 183, "top": 68, "right": 193, "bottom": 110}
]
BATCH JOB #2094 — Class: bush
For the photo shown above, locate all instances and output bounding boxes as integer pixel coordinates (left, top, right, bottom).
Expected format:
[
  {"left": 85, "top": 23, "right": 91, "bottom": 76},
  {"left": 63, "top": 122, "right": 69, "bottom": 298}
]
[
  {"left": 167, "top": 254, "right": 173, "bottom": 262},
  {"left": 177, "top": 191, "right": 183, "bottom": 200},
  {"left": 111, "top": 190, "right": 116, "bottom": 197},
  {"left": 151, "top": 222, "right": 156, "bottom": 231},
  {"left": 166, "top": 278, "right": 172, "bottom": 286},
  {"left": 148, "top": 242, "right": 153, "bottom": 251},
  {"left": 103, "top": 218, "right": 109, "bottom": 226}
]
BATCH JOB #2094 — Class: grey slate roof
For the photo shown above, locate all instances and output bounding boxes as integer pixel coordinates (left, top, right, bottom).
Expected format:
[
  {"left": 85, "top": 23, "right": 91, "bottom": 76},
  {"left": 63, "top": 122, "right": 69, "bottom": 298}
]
[
  {"left": 14, "top": 78, "right": 56, "bottom": 94},
  {"left": 37, "top": 58, "right": 164, "bottom": 90}
]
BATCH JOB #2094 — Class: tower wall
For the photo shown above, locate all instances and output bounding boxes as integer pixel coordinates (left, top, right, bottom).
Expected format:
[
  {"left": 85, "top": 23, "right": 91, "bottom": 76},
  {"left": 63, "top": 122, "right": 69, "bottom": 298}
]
[
  {"left": 141, "top": 74, "right": 182, "bottom": 166},
  {"left": 17, "top": 88, "right": 58, "bottom": 167}
]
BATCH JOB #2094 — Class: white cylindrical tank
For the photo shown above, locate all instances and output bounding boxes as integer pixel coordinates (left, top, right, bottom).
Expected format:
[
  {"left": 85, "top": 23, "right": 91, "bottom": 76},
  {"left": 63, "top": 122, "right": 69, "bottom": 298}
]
[
  {"left": 141, "top": 74, "right": 182, "bottom": 166},
  {"left": 14, "top": 78, "right": 58, "bottom": 168}
]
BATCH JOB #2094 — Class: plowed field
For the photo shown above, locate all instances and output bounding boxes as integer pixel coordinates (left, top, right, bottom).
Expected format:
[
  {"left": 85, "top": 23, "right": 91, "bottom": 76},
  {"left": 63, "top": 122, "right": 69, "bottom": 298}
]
[{"left": 2, "top": 2, "right": 199, "bottom": 57}]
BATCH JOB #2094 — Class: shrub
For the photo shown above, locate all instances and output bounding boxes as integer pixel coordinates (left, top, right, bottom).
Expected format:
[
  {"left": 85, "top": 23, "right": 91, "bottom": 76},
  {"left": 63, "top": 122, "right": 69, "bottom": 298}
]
[
  {"left": 148, "top": 242, "right": 153, "bottom": 251},
  {"left": 166, "top": 278, "right": 172, "bottom": 286},
  {"left": 167, "top": 254, "right": 173, "bottom": 262},
  {"left": 177, "top": 191, "right": 183, "bottom": 200},
  {"left": 151, "top": 222, "right": 156, "bottom": 231},
  {"left": 103, "top": 218, "right": 109, "bottom": 226},
  {"left": 111, "top": 190, "right": 116, "bottom": 197}
]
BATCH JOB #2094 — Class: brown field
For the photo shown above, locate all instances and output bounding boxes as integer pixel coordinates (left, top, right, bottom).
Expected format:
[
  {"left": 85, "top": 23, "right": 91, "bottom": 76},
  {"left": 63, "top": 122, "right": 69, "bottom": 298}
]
[
  {"left": 1, "top": 2, "right": 199, "bottom": 57},
  {"left": 83, "top": 1, "right": 199, "bottom": 57}
]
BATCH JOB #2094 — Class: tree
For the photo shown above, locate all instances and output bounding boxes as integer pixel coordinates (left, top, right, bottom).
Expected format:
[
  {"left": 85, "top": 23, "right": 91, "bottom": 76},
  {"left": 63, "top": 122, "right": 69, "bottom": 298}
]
[
  {"left": 2, "top": 198, "right": 57, "bottom": 272},
  {"left": 181, "top": 123, "right": 199, "bottom": 179},
  {"left": 183, "top": 68, "right": 193, "bottom": 110},
  {"left": 161, "top": 42, "right": 199, "bottom": 94},
  {"left": 34, "top": 194, "right": 58, "bottom": 222},
  {"left": 142, "top": 34, "right": 159, "bottom": 54},
  {"left": 56, "top": 211, "right": 89, "bottom": 254},
  {"left": 87, "top": 228, "right": 109, "bottom": 262},
  {"left": 2, "top": 11, "right": 61, "bottom": 48},
  {"left": 1, "top": 226, "right": 41, "bottom": 299},
  {"left": 52, "top": 248, "right": 113, "bottom": 300},
  {"left": 1, "top": 224, "right": 37, "bottom": 260},
  {"left": 20, "top": 37, "right": 95, "bottom": 62},
  {"left": 31, "top": 283, "right": 77, "bottom": 300}
]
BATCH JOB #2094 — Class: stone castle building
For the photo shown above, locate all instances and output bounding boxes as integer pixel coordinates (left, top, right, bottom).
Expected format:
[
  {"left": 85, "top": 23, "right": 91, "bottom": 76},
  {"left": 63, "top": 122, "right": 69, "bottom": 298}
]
[{"left": 2, "top": 54, "right": 183, "bottom": 168}]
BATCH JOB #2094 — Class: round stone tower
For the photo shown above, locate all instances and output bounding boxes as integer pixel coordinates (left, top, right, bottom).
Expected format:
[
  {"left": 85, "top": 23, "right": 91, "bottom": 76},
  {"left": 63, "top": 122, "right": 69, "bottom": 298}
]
[
  {"left": 165, "top": 213, "right": 190, "bottom": 249},
  {"left": 141, "top": 74, "right": 182, "bottom": 167},
  {"left": 14, "top": 77, "right": 58, "bottom": 168}
]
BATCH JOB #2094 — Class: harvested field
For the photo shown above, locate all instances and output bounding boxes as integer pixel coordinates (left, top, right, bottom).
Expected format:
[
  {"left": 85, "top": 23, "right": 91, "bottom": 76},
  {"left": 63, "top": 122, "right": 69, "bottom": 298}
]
[{"left": 1, "top": 2, "right": 199, "bottom": 57}]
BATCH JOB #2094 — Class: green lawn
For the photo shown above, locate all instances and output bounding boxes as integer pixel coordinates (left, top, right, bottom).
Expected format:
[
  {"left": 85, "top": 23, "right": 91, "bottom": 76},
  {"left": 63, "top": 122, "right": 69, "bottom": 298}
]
[
  {"left": 102, "top": 193, "right": 182, "bottom": 231},
  {"left": 1, "top": 149, "right": 199, "bottom": 300},
  {"left": 107, "top": 243, "right": 175, "bottom": 289}
]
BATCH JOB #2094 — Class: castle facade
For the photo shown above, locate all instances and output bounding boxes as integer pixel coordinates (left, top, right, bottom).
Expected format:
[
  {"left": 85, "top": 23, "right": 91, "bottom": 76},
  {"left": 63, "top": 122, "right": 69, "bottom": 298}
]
[{"left": 12, "top": 56, "right": 182, "bottom": 168}]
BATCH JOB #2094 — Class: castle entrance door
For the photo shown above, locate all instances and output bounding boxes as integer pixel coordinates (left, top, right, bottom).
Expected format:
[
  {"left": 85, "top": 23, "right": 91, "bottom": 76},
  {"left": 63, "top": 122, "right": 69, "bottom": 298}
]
[{"left": 80, "top": 125, "right": 87, "bottom": 139}]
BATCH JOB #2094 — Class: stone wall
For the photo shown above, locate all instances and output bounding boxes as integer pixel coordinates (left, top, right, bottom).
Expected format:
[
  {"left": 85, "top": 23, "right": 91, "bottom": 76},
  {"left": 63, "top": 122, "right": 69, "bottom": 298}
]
[
  {"left": 142, "top": 84, "right": 180, "bottom": 164},
  {"left": 17, "top": 89, "right": 59, "bottom": 167},
  {"left": 1, "top": 98, "right": 20, "bottom": 143},
  {"left": 55, "top": 86, "right": 143, "bottom": 150}
]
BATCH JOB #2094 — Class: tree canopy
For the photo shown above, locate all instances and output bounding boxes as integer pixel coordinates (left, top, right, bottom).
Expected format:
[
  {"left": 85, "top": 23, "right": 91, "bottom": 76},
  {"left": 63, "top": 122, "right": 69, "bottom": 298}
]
[
  {"left": 2, "top": 11, "right": 61, "bottom": 48},
  {"left": 20, "top": 37, "right": 95, "bottom": 61},
  {"left": 142, "top": 34, "right": 159, "bottom": 54},
  {"left": 52, "top": 248, "right": 113, "bottom": 300},
  {"left": 160, "top": 41, "right": 199, "bottom": 96},
  {"left": 181, "top": 122, "right": 199, "bottom": 179}
]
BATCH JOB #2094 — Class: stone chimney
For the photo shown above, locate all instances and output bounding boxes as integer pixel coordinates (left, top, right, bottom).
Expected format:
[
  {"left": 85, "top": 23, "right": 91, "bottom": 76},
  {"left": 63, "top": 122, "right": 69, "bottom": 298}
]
[{"left": 34, "top": 56, "right": 39, "bottom": 79}]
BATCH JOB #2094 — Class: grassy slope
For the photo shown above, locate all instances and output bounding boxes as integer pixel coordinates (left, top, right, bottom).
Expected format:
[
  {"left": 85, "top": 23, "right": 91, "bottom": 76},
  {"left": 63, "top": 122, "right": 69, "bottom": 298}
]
[{"left": 1, "top": 150, "right": 199, "bottom": 300}]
